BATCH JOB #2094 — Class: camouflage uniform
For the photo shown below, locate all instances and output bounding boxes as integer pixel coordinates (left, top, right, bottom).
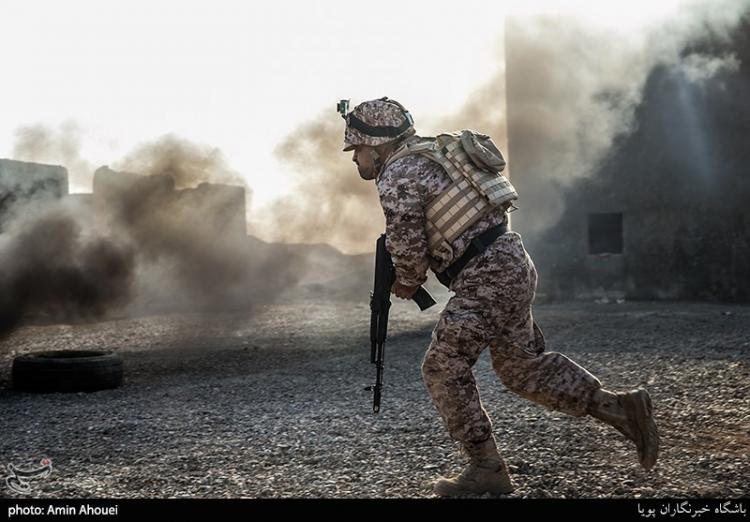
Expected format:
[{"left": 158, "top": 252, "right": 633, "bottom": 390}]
[{"left": 377, "top": 153, "right": 603, "bottom": 445}]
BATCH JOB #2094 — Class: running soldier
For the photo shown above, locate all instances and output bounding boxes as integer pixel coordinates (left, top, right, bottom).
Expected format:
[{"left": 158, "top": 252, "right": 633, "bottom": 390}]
[{"left": 340, "top": 97, "right": 659, "bottom": 496}]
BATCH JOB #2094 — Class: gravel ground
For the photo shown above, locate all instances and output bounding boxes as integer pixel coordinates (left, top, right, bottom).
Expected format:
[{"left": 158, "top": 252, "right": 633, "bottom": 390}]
[{"left": 0, "top": 300, "right": 748, "bottom": 499}]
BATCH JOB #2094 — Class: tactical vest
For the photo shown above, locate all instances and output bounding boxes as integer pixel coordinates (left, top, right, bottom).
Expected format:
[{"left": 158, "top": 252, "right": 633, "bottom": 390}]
[{"left": 383, "top": 130, "right": 518, "bottom": 264}]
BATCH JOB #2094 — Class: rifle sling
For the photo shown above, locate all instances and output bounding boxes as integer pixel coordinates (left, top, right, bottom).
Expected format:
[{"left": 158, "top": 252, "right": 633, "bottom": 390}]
[{"left": 436, "top": 223, "right": 508, "bottom": 287}]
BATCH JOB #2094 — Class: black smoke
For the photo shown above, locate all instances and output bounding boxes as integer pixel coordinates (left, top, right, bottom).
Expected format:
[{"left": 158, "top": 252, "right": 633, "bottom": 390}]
[{"left": 0, "top": 204, "right": 134, "bottom": 335}]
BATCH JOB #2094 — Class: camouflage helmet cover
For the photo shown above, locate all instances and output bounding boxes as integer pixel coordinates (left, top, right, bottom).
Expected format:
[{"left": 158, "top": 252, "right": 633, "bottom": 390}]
[{"left": 342, "top": 97, "right": 415, "bottom": 151}]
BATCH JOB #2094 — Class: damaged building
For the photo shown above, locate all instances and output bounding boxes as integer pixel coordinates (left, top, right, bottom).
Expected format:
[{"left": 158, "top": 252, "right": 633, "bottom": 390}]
[
  {"left": 92, "top": 166, "right": 246, "bottom": 240},
  {"left": 0, "top": 160, "right": 250, "bottom": 315},
  {"left": 506, "top": 17, "right": 750, "bottom": 302},
  {"left": 0, "top": 158, "right": 68, "bottom": 230},
  {"left": 0, "top": 161, "right": 247, "bottom": 241}
]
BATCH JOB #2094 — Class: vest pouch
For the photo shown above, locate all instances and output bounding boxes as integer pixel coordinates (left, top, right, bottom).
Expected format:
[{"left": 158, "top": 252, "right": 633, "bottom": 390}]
[{"left": 459, "top": 130, "right": 506, "bottom": 173}]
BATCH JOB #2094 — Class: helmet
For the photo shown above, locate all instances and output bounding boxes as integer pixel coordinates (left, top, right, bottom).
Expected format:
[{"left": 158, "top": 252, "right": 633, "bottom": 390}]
[{"left": 341, "top": 97, "right": 415, "bottom": 151}]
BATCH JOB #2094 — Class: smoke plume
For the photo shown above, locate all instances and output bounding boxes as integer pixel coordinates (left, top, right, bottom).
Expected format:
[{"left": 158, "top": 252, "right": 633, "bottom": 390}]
[
  {"left": 434, "top": 1, "right": 749, "bottom": 237},
  {"left": 12, "top": 121, "right": 94, "bottom": 192},
  {"left": 270, "top": 114, "right": 384, "bottom": 254},
  {"left": 501, "top": 1, "right": 750, "bottom": 236},
  {"left": 0, "top": 132, "right": 304, "bottom": 335},
  {"left": 114, "top": 134, "right": 245, "bottom": 189},
  {"left": 3, "top": 0, "right": 747, "bottom": 333},
  {"left": 433, "top": 67, "right": 509, "bottom": 153},
  {"left": 103, "top": 135, "right": 302, "bottom": 310},
  {"left": 266, "top": 1, "right": 749, "bottom": 253},
  {"left": 0, "top": 201, "right": 134, "bottom": 336}
]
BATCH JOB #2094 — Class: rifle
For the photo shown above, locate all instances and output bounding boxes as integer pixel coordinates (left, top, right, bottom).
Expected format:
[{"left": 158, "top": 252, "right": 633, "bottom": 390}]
[{"left": 367, "top": 234, "right": 436, "bottom": 413}]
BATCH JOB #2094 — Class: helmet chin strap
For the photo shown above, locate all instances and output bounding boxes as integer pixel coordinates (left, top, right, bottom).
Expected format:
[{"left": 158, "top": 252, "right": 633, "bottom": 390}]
[
  {"left": 371, "top": 141, "right": 402, "bottom": 178},
  {"left": 372, "top": 148, "right": 391, "bottom": 179}
]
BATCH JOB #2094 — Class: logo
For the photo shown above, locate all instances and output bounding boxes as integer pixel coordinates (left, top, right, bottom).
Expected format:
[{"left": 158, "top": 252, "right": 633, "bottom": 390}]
[{"left": 5, "top": 458, "right": 52, "bottom": 494}]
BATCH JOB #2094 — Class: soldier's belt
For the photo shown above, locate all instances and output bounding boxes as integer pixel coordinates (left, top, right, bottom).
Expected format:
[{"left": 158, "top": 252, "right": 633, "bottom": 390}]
[{"left": 435, "top": 223, "right": 508, "bottom": 287}]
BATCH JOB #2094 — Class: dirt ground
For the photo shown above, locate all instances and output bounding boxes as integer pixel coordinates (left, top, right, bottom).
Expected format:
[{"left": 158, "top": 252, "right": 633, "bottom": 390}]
[{"left": 0, "top": 299, "right": 748, "bottom": 498}]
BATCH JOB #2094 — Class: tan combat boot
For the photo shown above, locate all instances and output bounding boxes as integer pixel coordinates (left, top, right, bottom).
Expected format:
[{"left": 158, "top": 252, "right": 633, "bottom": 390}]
[
  {"left": 588, "top": 388, "right": 659, "bottom": 470},
  {"left": 433, "top": 436, "right": 515, "bottom": 497}
]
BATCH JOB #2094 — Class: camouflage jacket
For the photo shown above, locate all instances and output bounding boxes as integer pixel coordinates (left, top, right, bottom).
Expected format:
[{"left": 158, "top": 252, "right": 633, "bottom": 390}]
[{"left": 375, "top": 153, "right": 509, "bottom": 288}]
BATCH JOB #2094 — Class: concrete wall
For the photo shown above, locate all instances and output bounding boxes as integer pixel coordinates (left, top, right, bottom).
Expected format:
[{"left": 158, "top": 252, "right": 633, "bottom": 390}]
[{"left": 0, "top": 158, "right": 68, "bottom": 230}]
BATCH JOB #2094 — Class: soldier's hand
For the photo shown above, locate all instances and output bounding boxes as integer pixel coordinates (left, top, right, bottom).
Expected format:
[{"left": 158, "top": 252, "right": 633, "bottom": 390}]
[{"left": 391, "top": 281, "right": 419, "bottom": 300}]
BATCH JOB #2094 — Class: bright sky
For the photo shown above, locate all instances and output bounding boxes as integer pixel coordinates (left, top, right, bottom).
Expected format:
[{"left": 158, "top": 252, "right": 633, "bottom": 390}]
[
  {"left": 0, "top": 1, "right": 507, "bottom": 205},
  {"left": 0, "top": 0, "right": 685, "bottom": 221}
]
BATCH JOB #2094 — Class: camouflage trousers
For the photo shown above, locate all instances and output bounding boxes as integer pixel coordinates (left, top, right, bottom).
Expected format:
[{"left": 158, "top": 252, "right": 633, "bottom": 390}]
[{"left": 421, "top": 232, "right": 602, "bottom": 444}]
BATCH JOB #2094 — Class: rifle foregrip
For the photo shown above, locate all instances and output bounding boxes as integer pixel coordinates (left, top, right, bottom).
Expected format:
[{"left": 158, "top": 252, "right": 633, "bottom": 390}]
[{"left": 412, "top": 287, "right": 436, "bottom": 311}]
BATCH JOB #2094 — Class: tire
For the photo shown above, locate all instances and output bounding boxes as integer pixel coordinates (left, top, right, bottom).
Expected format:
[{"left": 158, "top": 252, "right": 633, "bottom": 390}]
[{"left": 12, "top": 350, "right": 123, "bottom": 393}]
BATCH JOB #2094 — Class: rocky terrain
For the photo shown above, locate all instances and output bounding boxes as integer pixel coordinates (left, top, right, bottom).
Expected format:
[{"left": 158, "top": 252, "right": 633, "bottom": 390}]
[{"left": 1, "top": 300, "right": 748, "bottom": 498}]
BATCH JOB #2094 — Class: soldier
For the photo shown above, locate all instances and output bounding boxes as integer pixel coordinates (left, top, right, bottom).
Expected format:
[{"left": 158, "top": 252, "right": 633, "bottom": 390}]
[{"left": 340, "top": 97, "right": 659, "bottom": 497}]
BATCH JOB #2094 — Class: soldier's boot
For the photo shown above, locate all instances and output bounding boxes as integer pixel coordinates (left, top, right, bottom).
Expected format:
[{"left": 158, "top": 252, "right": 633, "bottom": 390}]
[
  {"left": 588, "top": 388, "right": 659, "bottom": 470},
  {"left": 433, "top": 436, "right": 515, "bottom": 497}
]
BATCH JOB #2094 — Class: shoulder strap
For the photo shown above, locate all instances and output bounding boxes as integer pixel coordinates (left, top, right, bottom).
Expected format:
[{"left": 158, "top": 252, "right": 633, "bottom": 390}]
[{"left": 382, "top": 136, "right": 436, "bottom": 171}]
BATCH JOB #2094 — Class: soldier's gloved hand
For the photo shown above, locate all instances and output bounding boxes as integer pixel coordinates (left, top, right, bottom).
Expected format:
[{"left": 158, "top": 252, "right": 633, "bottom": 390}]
[{"left": 391, "top": 281, "right": 419, "bottom": 300}]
